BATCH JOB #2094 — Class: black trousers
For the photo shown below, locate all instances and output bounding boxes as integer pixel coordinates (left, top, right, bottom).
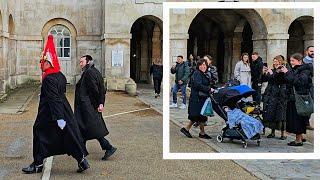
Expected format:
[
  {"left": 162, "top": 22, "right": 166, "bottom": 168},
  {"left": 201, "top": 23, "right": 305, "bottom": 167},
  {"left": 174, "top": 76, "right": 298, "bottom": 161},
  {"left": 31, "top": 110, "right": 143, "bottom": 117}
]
[
  {"left": 252, "top": 82, "right": 262, "bottom": 104},
  {"left": 97, "top": 137, "right": 113, "bottom": 150},
  {"left": 153, "top": 77, "right": 162, "bottom": 94}
]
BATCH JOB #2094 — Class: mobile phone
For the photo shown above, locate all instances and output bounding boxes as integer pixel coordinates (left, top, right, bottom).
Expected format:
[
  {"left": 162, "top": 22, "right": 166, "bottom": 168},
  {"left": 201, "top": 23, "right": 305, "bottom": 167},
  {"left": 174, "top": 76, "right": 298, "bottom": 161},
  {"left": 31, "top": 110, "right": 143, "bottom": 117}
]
[{"left": 263, "top": 63, "right": 268, "bottom": 67}]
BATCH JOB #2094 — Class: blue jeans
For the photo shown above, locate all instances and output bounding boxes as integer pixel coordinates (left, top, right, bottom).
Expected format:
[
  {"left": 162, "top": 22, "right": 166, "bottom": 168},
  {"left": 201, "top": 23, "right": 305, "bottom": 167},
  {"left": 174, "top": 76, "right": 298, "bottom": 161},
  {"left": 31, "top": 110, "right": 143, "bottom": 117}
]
[{"left": 172, "top": 83, "right": 187, "bottom": 104}]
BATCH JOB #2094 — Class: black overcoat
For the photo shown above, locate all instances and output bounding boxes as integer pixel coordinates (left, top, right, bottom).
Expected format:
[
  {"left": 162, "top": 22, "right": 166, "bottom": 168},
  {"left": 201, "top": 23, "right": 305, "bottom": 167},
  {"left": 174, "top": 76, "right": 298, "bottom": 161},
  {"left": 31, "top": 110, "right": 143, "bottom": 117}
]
[
  {"left": 262, "top": 69, "right": 287, "bottom": 124},
  {"left": 75, "top": 64, "right": 109, "bottom": 140},
  {"left": 188, "top": 70, "right": 211, "bottom": 117},
  {"left": 33, "top": 72, "right": 88, "bottom": 161}
]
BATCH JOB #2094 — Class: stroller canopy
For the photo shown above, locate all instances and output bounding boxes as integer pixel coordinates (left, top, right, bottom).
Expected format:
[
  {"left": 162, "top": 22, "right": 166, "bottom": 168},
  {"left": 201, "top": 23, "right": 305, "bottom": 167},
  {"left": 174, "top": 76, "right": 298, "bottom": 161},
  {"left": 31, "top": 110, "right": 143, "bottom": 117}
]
[{"left": 217, "top": 85, "right": 256, "bottom": 106}]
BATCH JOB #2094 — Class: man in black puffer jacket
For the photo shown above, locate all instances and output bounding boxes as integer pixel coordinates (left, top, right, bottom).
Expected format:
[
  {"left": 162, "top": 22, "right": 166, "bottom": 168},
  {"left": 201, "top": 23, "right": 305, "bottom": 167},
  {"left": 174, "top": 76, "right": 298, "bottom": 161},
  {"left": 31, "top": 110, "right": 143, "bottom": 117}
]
[{"left": 251, "top": 52, "right": 264, "bottom": 104}]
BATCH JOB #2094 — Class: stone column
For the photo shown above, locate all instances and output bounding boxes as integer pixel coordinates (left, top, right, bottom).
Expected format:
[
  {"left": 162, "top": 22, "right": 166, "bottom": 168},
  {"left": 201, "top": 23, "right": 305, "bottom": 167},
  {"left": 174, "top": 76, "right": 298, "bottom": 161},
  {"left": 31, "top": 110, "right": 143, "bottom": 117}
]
[
  {"left": 0, "top": 35, "right": 4, "bottom": 93},
  {"left": 104, "top": 33, "right": 134, "bottom": 91},
  {"left": 232, "top": 32, "right": 242, "bottom": 78},
  {"left": 303, "top": 34, "right": 314, "bottom": 50},
  {"left": 252, "top": 35, "right": 267, "bottom": 63},
  {"left": 223, "top": 37, "right": 233, "bottom": 82},
  {"left": 266, "top": 33, "right": 289, "bottom": 67},
  {"left": 170, "top": 33, "right": 188, "bottom": 83}
]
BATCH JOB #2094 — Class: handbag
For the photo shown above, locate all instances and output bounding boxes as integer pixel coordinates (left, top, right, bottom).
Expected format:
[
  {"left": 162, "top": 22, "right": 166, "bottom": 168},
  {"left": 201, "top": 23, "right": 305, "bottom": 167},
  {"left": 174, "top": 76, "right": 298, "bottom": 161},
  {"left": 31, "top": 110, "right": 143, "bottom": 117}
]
[
  {"left": 294, "top": 88, "right": 313, "bottom": 116},
  {"left": 200, "top": 97, "right": 214, "bottom": 117}
]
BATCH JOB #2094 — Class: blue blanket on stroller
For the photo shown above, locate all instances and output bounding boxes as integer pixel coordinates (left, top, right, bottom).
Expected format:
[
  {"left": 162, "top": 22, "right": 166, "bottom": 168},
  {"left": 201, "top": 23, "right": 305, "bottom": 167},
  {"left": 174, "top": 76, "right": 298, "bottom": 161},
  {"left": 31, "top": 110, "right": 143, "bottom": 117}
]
[{"left": 226, "top": 108, "right": 264, "bottom": 139}]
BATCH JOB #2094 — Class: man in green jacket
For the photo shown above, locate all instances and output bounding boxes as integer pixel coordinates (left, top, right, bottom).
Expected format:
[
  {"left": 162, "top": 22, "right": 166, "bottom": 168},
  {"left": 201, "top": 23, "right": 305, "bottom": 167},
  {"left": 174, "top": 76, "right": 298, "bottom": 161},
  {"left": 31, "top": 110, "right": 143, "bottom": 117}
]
[{"left": 170, "top": 55, "right": 190, "bottom": 109}]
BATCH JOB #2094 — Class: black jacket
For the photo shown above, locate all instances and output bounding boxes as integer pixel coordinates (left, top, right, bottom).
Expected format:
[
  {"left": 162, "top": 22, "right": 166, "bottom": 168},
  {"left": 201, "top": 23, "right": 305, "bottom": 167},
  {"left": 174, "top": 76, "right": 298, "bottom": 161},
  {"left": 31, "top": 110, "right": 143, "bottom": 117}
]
[
  {"left": 150, "top": 64, "right": 163, "bottom": 79},
  {"left": 284, "top": 64, "right": 313, "bottom": 101},
  {"left": 75, "top": 64, "right": 109, "bottom": 140},
  {"left": 33, "top": 72, "right": 88, "bottom": 159},
  {"left": 250, "top": 57, "right": 264, "bottom": 84}
]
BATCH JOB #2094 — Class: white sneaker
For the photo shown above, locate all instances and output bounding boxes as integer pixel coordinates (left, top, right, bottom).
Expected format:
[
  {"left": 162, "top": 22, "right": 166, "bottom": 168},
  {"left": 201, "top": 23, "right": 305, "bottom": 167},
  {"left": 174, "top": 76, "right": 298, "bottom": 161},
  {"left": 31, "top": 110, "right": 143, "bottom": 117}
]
[
  {"left": 170, "top": 103, "right": 178, "bottom": 108},
  {"left": 179, "top": 104, "right": 187, "bottom": 109}
]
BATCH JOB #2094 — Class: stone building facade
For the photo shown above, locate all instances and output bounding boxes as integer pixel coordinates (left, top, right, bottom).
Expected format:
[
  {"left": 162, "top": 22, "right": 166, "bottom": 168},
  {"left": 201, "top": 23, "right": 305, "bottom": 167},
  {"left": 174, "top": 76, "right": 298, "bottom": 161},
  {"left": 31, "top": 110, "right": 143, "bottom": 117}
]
[
  {"left": 170, "top": 8, "right": 313, "bottom": 82},
  {"left": 0, "top": 0, "right": 314, "bottom": 95}
]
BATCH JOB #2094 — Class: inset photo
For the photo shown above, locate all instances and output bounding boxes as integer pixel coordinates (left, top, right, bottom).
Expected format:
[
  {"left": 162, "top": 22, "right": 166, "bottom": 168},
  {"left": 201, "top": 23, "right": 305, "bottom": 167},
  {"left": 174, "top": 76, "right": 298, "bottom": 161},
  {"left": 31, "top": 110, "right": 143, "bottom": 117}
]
[{"left": 163, "top": 2, "right": 316, "bottom": 158}]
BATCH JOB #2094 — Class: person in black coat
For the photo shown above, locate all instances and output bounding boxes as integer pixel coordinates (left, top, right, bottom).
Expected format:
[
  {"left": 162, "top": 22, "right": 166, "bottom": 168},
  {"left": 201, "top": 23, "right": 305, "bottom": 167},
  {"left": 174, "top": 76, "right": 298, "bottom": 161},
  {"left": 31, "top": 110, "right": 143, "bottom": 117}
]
[
  {"left": 75, "top": 55, "right": 117, "bottom": 160},
  {"left": 262, "top": 55, "right": 287, "bottom": 140},
  {"left": 150, "top": 58, "right": 163, "bottom": 98},
  {"left": 22, "top": 53, "right": 89, "bottom": 174},
  {"left": 280, "top": 53, "right": 313, "bottom": 146},
  {"left": 251, "top": 52, "right": 264, "bottom": 104},
  {"left": 180, "top": 58, "right": 214, "bottom": 139}
]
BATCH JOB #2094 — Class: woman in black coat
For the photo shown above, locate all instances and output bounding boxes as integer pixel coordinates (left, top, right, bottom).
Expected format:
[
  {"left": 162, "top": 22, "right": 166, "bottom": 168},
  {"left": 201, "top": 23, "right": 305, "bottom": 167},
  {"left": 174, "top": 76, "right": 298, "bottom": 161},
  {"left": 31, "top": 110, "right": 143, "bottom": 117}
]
[
  {"left": 262, "top": 55, "right": 287, "bottom": 140},
  {"left": 180, "top": 58, "right": 214, "bottom": 139},
  {"left": 281, "top": 53, "right": 313, "bottom": 146},
  {"left": 150, "top": 58, "right": 163, "bottom": 98}
]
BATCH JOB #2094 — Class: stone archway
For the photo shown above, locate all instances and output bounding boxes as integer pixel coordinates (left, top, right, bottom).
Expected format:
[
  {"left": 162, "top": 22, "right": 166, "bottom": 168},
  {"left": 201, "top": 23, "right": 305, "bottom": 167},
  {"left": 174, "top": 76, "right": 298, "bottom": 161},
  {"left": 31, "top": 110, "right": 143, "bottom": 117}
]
[
  {"left": 287, "top": 16, "right": 313, "bottom": 58},
  {"left": 187, "top": 9, "right": 266, "bottom": 82},
  {"left": 130, "top": 15, "right": 162, "bottom": 84}
]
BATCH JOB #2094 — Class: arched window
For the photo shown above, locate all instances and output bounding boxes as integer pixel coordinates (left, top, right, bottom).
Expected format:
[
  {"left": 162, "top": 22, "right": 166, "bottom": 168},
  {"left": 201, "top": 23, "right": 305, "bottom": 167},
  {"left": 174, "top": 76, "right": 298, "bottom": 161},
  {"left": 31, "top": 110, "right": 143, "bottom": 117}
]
[{"left": 49, "top": 25, "right": 71, "bottom": 58}]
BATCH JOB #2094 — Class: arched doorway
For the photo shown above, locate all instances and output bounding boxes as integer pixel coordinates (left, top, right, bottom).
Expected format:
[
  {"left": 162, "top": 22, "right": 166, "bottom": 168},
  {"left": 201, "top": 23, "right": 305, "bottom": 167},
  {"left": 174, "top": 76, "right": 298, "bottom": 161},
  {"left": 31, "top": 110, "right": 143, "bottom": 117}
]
[
  {"left": 130, "top": 16, "right": 162, "bottom": 84},
  {"left": 287, "top": 16, "right": 314, "bottom": 59},
  {"left": 188, "top": 9, "right": 266, "bottom": 82}
]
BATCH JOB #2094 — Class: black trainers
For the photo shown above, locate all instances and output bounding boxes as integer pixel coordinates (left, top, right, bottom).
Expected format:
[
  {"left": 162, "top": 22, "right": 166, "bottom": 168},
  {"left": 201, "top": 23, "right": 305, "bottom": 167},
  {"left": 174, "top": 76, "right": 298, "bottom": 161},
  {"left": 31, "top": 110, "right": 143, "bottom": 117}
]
[
  {"left": 22, "top": 162, "right": 43, "bottom": 174},
  {"left": 199, "top": 133, "right": 212, "bottom": 139},
  {"left": 287, "top": 141, "right": 303, "bottom": 146},
  {"left": 77, "top": 158, "right": 90, "bottom": 173},
  {"left": 102, "top": 147, "right": 117, "bottom": 160},
  {"left": 267, "top": 133, "right": 275, "bottom": 138},
  {"left": 180, "top": 128, "right": 192, "bottom": 138}
]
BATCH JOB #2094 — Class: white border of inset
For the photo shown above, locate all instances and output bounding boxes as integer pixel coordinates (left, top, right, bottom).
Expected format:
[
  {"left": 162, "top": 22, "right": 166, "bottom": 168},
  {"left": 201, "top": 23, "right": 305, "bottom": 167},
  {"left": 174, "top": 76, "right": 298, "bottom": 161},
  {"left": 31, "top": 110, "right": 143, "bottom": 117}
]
[{"left": 163, "top": 2, "right": 320, "bottom": 159}]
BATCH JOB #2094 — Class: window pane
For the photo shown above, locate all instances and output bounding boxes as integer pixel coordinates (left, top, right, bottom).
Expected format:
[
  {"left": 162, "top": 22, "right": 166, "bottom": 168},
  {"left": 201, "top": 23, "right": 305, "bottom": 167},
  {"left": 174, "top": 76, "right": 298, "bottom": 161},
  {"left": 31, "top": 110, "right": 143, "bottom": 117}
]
[
  {"left": 56, "top": 48, "right": 63, "bottom": 57},
  {"left": 56, "top": 38, "right": 63, "bottom": 47},
  {"left": 63, "top": 30, "right": 70, "bottom": 36},
  {"left": 50, "top": 29, "right": 57, "bottom": 35},
  {"left": 64, "top": 48, "right": 70, "bottom": 57},
  {"left": 64, "top": 38, "right": 70, "bottom": 47}
]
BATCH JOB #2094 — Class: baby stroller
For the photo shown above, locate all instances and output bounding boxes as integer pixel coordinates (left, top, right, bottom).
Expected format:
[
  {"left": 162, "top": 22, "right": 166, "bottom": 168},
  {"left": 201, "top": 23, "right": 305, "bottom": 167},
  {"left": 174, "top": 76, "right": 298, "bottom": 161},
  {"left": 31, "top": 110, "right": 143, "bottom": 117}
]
[{"left": 210, "top": 85, "right": 263, "bottom": 148}]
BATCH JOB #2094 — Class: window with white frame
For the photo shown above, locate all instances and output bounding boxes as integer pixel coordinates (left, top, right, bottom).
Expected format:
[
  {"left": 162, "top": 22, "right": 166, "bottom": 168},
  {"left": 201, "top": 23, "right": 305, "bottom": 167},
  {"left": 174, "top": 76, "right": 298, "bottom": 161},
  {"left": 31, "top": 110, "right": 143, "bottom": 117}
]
[{"left": 49, "top": 25, "right": 71, "bottom": 58}]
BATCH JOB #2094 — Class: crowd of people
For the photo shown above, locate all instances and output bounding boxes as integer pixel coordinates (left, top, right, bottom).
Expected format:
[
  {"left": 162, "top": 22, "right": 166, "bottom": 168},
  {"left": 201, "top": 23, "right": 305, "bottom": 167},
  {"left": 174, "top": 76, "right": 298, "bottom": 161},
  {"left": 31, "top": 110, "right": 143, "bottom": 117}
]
[{"left": 173, "top": 46, "right": 314, "bottom": 146}]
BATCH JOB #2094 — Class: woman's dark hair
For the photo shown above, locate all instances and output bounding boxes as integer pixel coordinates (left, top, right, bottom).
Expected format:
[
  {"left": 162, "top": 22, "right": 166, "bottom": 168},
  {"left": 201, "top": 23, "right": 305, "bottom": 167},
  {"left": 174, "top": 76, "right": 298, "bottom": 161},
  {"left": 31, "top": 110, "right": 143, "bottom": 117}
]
[
  {"left": 196, "top": 58, "right": 208, "bottom": 69},
  {"left": 241, "top": 53, "right": 249, "bottom": 61},
  {"left": 290, "top": 53, "right": 303, "bottom": 61}
]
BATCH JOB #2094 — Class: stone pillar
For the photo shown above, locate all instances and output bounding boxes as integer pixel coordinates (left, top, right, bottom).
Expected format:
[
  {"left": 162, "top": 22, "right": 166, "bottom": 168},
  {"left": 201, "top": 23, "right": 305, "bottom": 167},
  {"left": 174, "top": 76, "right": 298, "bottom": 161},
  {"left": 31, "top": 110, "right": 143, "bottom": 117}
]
[
  {"left": 0, "top": 35, "right": 4, "bottom": 93},
  {"left": 266, "top": 33, "right": 289, "bottom": 67},
  {"left": 252, "top": 37, "right": 267, "bottom": 63},
  {"left": 104, "top": 33, "right": 135, "bottom": 91},
  {"left": 303, "top": 34, "right": 314, "bottom": 50},
  {"left": 223, "top": 37, "right": 233, "bottom": 82},
  {"left": 170, "top": 33, "right": 188, "bottom": 83},
  {"left": 232, "top": 33, "right": 242, "bottom": 78},
  {"left": 140, "top": 30, "right": 149, "bottom": 82},
  {"left": 152, "top": 25, "right": 162, "bottom": 63},
  {"left": 209, "top": 39, "right": 218, "bottom": 66}
]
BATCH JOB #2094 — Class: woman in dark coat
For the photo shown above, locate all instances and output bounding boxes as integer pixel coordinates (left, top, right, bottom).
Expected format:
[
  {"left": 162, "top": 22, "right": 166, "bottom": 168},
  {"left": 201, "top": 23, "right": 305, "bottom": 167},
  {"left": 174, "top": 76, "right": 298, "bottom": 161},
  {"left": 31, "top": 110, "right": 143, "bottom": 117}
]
[
  {"left": 180, "top": 58, "right": 214, "bottom": 139},
  {"left": 150, "top": 58, "right": 163, "bottom": 98},
  {"left": 262, "top": 55, "right": 287, "bottom": 140},
  {"left": 281, "top": 53, "right": 313, "bottom": 146}
]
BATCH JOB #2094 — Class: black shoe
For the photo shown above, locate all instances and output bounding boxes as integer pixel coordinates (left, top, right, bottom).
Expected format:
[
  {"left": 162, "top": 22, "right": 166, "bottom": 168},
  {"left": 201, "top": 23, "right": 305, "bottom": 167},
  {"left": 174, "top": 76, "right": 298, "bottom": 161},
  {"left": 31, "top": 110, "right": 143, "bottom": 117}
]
[
  {"left": 77, "top": 158, "right": 90, "bottom": 173},
  {"left": 102, "top": 147, "right": 117, "bottom": 161},
  {"left": 199, "top": 133, "right": 212, "bottom": 139},
  {"left": 180, "top": 128, "right": 192, "bottom": 138},
  {"left": 287, "top": 141, "right": 303, "bottom": 146},
  {"left": 279, "top": 136, "right": 287, "bottom": 140},
  {"left": 267, "top": 133, "right": 275, "bottom": 138},
  {"left": 302, "top": 138, "right": 307, "bottom": 142},
  {"left": 22, "top": 162, "right": 43, "bottom": 174}
]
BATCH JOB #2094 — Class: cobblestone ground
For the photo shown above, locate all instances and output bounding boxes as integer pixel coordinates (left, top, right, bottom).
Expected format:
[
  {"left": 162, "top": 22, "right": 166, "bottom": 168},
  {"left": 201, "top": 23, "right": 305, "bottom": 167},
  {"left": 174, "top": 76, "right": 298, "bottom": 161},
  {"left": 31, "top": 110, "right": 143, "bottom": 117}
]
[
  {"left": 0, "top": 85, "right": 257, "bottom": 180},
  {"left": 137, "top": 84, "right": 319, "bottom": 179}
]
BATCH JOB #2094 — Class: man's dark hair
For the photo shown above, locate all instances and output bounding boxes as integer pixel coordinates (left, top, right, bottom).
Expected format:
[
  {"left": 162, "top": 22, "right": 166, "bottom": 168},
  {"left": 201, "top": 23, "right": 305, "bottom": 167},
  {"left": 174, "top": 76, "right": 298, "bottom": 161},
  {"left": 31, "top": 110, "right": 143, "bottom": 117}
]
[
  {"left": 81, "top": 55, "right": 93, "bottom": 62},
  {"left": 196, "top": 58, "right": 208, "bottom": 69},
  {"left": 252, "top": 52, "right": 259, "bottom": 56},
  {"left": 306, "top": 46, "right": 314, "bottom": 51},
  {"left": 177, "top": 55, "right": 183, "bottom": 59}
]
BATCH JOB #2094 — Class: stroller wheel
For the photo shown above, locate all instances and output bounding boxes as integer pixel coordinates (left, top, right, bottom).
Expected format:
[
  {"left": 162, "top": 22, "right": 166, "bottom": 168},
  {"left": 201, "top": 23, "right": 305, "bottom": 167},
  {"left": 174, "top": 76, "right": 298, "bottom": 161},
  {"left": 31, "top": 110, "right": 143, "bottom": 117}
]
[
  {"left": 217, "top": 134, "right": 223, "bottom": 143},
  {"left": 242, "top": 142, "right": 248, "bottom": 149}
]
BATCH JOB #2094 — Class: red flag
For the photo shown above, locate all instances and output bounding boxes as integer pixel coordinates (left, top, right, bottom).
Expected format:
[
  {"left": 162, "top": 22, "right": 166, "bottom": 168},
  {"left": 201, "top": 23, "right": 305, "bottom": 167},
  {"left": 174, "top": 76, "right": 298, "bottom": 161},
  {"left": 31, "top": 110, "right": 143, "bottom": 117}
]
[{"left": 40, "top": 34, "right": 61, "bottom": 80}]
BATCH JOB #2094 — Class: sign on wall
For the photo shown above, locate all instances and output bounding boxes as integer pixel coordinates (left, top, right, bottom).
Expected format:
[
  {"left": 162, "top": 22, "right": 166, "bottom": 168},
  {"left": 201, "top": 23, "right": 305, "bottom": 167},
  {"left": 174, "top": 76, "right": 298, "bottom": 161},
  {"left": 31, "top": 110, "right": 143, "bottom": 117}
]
[{"left": 112, "top": 49, "right": 124, "bottom": 67}]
